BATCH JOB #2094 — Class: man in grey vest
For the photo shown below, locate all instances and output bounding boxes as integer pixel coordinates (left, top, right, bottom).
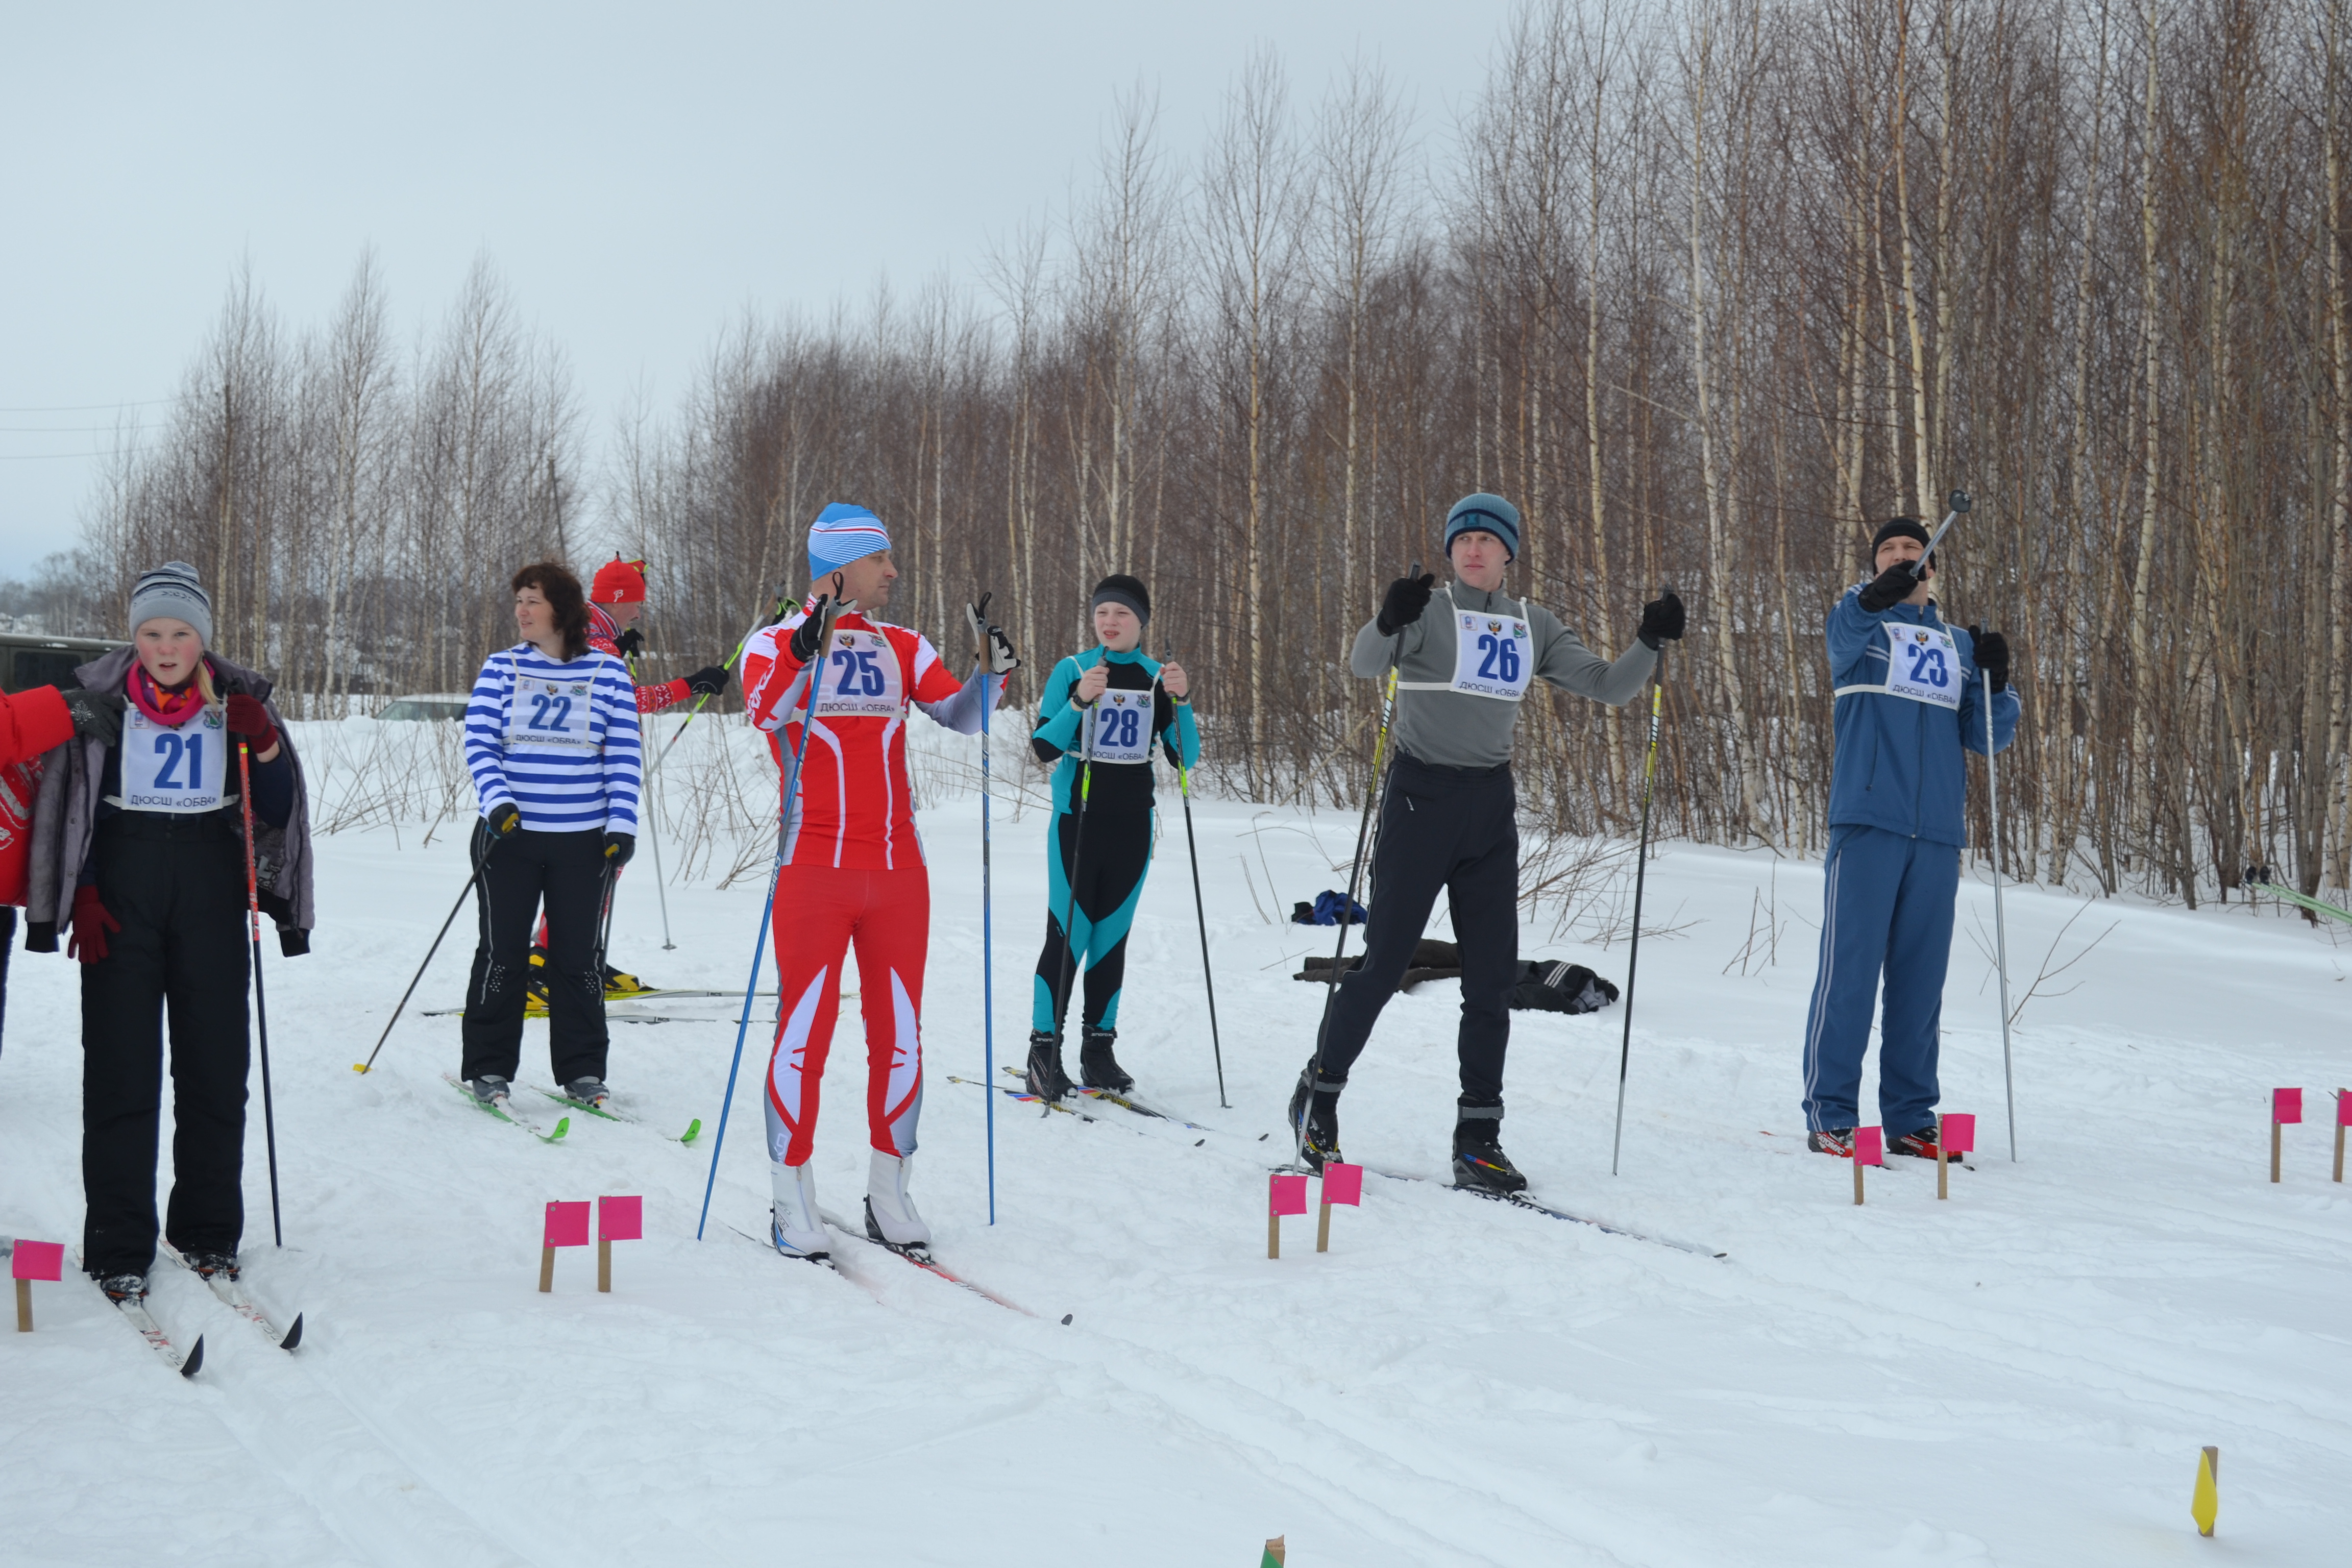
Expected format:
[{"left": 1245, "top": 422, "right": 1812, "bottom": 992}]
[{"left": 1292, "top": 493, "right": 1682, "bottom": 1191}]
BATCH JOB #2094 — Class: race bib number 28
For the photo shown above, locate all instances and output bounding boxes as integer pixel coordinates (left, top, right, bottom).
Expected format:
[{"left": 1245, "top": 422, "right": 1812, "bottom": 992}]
[
  {"left": 1088, "top": 688, "right": 1153, "bottom": 764},
  {"left": 1883, "top": 623, "right": 1962, "bottom": 710}
]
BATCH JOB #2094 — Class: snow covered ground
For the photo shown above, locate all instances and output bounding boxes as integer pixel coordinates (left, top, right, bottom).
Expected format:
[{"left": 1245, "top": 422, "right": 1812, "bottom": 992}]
[{"left": 5, "top": 720, "right": 2350, "bottom": 1565}]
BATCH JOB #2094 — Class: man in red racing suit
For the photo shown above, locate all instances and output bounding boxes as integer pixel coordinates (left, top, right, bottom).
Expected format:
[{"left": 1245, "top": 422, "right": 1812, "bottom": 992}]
[{"left": 739, "top": 503, "right": 1018, "bottom": 1262}]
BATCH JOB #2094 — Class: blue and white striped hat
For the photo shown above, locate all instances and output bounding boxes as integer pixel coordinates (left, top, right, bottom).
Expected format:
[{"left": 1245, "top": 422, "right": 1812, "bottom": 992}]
[{"left": 807, "top": 503, "right": 892, "bottom": 581}]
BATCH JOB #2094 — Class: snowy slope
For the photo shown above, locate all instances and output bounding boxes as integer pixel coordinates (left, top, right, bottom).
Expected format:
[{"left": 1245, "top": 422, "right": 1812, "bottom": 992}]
[{"left": 4, "top": 725, "right": 2349, "bottom": 1566}]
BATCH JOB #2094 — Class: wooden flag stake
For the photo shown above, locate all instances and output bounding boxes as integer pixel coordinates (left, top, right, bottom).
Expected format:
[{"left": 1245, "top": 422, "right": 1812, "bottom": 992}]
[
  {"left": 540, "top": 1200, "right": 591, "bottom": 1292},
  {"left": 1267, "top": 1173, "right": 1308, "bottom": 1258},
  {"left": 1261, "top": 1535, "right": 1286, "bottom": 1566},
  {"left": 15, "top": 1277, "right": 30, "bottom": 1333},
  {"left": 2271, "top": 1088, "right": 2304, "bottom": 1182},
  {"left": 2271, "top": 1118, "right": 2283, "bottom": 1184},
  {"left": 2334, "top": 1090, "right": 2346, "bottom": 1184},
  {"left": 1853, "top": 1156, "right": 1865, "bottom": 1206},
  {"left": 11, "top": 1239, "right": 65, "bottom": 1331},
  {"left": 597, "top": 1237, "right": 612, "bottom": 1292},
  {"left": 2192, "top": 1446, "right": 2219, "bottom": 1537},
  {"left": 1937, "top": 1114, "right": 1950, "bottom": 1202},
  {"left": 539, "top": 1245, "right": 556, "bottom": 1293}
]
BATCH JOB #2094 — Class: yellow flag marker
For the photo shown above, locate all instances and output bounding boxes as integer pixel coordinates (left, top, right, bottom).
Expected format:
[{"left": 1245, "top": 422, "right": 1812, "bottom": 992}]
[
  {"left": 2191, "top": 1446, "right": 2219, "bottom": 1537},
  {"left": 1260, "top": 1537, "right": 1286, "bottom": 1567}
]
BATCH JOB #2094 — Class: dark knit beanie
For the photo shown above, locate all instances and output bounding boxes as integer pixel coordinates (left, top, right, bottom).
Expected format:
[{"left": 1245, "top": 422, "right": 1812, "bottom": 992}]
[
  {"left": 1872, "top": 517, "right": 1931, "bottom": 556},
  {"left": 1091, "top": 574, "right": 1150, "bottom": 626},
  {"left": 1444, "top": 493, "right": 1521, "bottom": 562}
]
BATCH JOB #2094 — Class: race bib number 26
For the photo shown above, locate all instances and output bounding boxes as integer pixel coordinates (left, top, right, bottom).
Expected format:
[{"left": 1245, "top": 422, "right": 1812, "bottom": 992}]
[
  {"left": 1449, "top": 611, "right": 1535, "bottom": 701},
  {"left": 1883, "top": 623, "right": 1963, "bottom": 710}
]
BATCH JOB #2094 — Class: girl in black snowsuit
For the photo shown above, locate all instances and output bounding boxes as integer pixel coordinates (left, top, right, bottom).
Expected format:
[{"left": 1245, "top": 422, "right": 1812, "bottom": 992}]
[{"left": 26, "top": 562, "right": 314, "bottom": 1305}]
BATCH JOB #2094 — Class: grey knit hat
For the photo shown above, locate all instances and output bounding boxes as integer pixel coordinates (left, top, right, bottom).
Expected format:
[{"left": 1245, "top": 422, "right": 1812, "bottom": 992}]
[{"left": 128, "top": 561, "right": 213, "bottom": 644}]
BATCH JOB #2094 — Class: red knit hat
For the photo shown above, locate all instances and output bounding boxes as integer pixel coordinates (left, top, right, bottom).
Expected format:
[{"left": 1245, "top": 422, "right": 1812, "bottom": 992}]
[{"left": 591, "top": 556, "right": 648, "bottom": 604}]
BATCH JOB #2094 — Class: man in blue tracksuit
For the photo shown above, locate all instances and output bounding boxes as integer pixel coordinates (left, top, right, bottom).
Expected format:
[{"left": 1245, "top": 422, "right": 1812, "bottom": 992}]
[{"left": 1802, "top": 516, "right": 2019, "bottom": 1159}]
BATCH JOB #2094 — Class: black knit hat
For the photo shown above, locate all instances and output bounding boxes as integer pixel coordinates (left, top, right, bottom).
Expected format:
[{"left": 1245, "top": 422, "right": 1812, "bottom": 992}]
[
  {"left": 1872, "top": 517, "right": 1931, "bottom": 555},
  {"left": 1091, "top": 573, "right": 1150, "bottom": 626}
]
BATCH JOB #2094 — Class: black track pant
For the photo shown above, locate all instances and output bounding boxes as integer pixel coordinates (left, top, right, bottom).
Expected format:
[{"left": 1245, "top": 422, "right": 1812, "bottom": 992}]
[
  {"left": 1313, "top": 753, "right": 1518, "bottom": 1107},
  {"left": 1032, "top": 805, "right": 1153, "bottom": 1036},
  {"left": 81, "top": 812, "right": 251, "bottom": 1277},
  {"left": 461, "top": 825, "right": 609, "bottom": 1085}
]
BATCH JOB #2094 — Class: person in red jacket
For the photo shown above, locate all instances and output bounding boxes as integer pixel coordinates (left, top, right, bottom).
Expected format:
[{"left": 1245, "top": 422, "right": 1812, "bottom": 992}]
[
  {"left": 738, "top": 503, "right": 1018, "bottom": 1264},
  {"left": 526, "top": 556, "right": 733, "bottom": 998},
  {"left": 0, "top": 677, "right": 123, "bottom": 1064}
]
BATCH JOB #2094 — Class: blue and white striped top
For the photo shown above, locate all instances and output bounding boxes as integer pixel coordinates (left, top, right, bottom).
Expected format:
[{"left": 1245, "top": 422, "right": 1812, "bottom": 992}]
[{"left": 464, "top": 643, "right": 643, "bottom": 834}]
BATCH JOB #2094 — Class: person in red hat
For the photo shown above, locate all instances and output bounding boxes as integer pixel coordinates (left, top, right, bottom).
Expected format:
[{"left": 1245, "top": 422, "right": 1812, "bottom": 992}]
[{"left": 526, "top": 556, "right": 732, "bottom": 1002}]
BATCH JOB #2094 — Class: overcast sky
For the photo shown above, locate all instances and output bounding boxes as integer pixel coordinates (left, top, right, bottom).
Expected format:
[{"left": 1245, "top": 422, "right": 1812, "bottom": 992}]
[{"left": 0, "top": 1, "right": 1519, "bottom": 580}]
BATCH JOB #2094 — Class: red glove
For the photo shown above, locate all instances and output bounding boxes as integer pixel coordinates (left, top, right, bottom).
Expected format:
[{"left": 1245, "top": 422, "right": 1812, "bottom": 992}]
[
  {"left": 68, "top": 885, "right": 120, "bottom": 964},
  {"left": 224, "top": 693, "right": 278, "bottom": 755}
]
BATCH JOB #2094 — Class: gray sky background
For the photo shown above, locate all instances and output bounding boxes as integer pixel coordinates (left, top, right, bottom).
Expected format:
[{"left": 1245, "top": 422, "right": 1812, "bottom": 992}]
[{"left": 0, "top": 1, "right": 1518, "bottom": 580}]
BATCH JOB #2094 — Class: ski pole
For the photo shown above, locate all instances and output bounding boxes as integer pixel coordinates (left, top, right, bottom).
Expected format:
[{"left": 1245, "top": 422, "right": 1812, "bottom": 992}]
[
  {"left": 645, "top": 587, "right": 797, "bottom": 781},
  {"left": 979, "top": 649, "right": 997, "bottom": 1224},
  {"left": 697, "top": 591, "right": 849, "bottom": 1241},
  {"left": 1047, "top": 668, "right": 1100, "bottom": 1051},
  {"left": 1164, "top": 641, "right": 1227, "bottom": 1108},
  {"left": 234, "top": 730, "right": 284, "bottom": 1247},
  {"left": 1908, "top": 489, "right": 1973, "bottom": 580},
  {"left": 1985, "top": 660, "right": 2017, "bottom": 1161},
  {"left": 1610, "top": 593, "right": 1674, "bottom": 1177},
  {"left": 1300, "top": 561, "right": 1420, "bottom": 1169},
  {"left": 623, "top": 651, "right": 678, "bottom": 950},
  {"left": 354, "top": 837, "right": 502, "bottom": 1074}
]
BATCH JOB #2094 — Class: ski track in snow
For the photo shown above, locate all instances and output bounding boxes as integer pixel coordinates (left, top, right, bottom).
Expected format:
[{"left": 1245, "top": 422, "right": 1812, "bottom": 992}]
[{"left": 5, "top": 730, "right": 2350, "bottom": 1564}]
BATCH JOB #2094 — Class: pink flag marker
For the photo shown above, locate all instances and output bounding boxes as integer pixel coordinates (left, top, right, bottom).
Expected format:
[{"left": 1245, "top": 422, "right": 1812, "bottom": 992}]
[
  {"left": 1854, "top": 1127, "right": 1885, "bottom": 1166},
  {"left": 1940, "top": 1114, "right": 1976, "bottom": 1155},
  {"left": 596, "top": 1196, "right": 642, "bottom": 1294},
  {"left": 2273, "top": 1088, "right": 2303, "bottom": 1124},
  {"left": 10, "top": 1240, "right": 63, "bottom": 1282},
  {"left": 598, "top": 1195, "right": 643, "bottom": 1242},
  {"left": 2339, "top": 1090, "right": 2352, "bottom": 1128},
  {"left": 540, "top": 1200, "right": 590, "bottom": 1293},
  {"left": 12, "top": 1239, "right": 62, "bottom": 1333},
  {"left": 1268, "top": 1172, "right": 1310, "bottom": 1260},
  {"left": 1320, "top": 1163, "right": 1364, "bottom": 1207}
]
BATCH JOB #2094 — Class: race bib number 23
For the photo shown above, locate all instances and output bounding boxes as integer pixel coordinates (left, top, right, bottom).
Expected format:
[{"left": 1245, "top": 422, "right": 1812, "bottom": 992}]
[{"left": 1883, "top": 623, "right": 1963, "bottom": 710}]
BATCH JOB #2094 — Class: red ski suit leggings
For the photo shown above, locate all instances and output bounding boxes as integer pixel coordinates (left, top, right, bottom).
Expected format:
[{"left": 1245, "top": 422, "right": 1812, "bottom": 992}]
[{"left": 763, "top": 862, "right": 928, "bottom": 1167}]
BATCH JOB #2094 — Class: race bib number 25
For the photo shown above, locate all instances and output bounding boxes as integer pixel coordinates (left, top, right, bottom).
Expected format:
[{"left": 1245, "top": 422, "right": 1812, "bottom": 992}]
[{"left": 812, "top": 630, "right": 905, "bottom": 718}]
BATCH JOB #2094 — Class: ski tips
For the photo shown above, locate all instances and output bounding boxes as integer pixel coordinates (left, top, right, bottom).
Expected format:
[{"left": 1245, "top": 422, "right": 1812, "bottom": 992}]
[
  {"left": 350, "top": 1063, "right": 370, "bottom": 1074},
  {"left": 678, "top": 1117, "right": 703, "bottom": 1145},
  {"left": 280, "top": 1314, "right": 305, "bottom": 1352},
  {"left": 180, "top": 1335, "right": 205, "bottom": 1379},
  {"left": 546, "top": 1116, "right": 572, "bottom": 1143}
]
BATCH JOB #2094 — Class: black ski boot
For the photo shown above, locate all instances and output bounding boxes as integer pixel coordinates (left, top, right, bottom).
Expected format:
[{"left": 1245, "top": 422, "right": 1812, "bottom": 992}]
[
  {"left": 1288, "top": 1069, "right": 1344, "bottom": 1171},
  {"left": 1452, "top": 1107, "right": 1528, "bottom": 1194},
  {"left": 1024, "top": 1029, "right": 1072, "bottom": 1101},
  {"left": 1079, "top": 1026, "right": 1133, "bottom": 1093}
]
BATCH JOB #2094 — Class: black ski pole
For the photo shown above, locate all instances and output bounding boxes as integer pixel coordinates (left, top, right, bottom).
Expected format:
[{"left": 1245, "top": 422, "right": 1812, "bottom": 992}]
[
  {"left": 1163, "top": 641, "right": 1227, "bottom": 1107},
  {"left": 1047, "top": 681, "right": 1099, "bottom": 1064},
  {"left": 353, "top": 837, "right": 500, "bottom": 1075},
  {"left": 1300, "top": 561, "right": 1420, "bottom": 1169},
  {"left": 234, "top": 731, "right": 283, "bottom": 1246},
  {"left": 1609, "top": 587, "right": 1674, "bottom": 1177}
]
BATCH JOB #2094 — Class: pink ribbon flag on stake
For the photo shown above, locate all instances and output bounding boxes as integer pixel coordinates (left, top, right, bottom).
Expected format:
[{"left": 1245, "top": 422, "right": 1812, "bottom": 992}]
[
  {"left": 2340, "top": 1090, "right": 2352, "bottom": 1128},
  {"left": 544, "top": 1202, "right": 592, "bottom": 1246},
  {"left": 1267, "top": 1172, "right": 1310, "bottom": 1260},
  {"left": 598, "top": 1196, "right": 643, "bottom": 1242},
  {"left": 10, "top": 1240, "right": 64, "bottom": 1282},
  {"left": 1319, "top": 1163, "right": 1364, "bottom": 1208},
  {"left": 2273, "top": 1088, "right": 2304, "bottom": 1124},
  {"left": 1940, "top": 1114, "right": 1976, "bottom": 1156},
  {"left": 1853, "top": 1128, "right": 1885, "bottom": 1166}
]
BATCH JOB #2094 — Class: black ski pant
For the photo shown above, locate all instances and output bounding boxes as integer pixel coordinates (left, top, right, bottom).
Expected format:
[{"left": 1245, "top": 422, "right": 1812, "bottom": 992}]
[
  {"left": 1312, "top": 753, "right": 1518, "bottom": 1110},
  {"left": 81, "top": 812, "right": 251, "bottom": 1278},
  {"left": 1032, "top": 804, "right": 1154, "bottom": 1036},
  {"left": 460, "top": 824, "right": 610, "bottom": 1085}
]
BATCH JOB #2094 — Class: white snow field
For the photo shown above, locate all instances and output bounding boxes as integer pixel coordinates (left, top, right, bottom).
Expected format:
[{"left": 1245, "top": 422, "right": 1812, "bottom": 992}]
[{"left": 4, "top": 716, "right": 2349, "bottom": 1566}]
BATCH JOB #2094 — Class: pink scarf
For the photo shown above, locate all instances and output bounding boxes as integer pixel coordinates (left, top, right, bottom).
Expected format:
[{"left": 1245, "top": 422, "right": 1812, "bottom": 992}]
[{"left": 125, "top": 659, "right": 211, "bottom": 729}]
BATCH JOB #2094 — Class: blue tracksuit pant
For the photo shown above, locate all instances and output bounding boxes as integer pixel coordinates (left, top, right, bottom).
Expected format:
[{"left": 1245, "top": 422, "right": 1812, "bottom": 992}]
[{"left": 1800, "top": 824, "right": 1961, "bottom": 1136}]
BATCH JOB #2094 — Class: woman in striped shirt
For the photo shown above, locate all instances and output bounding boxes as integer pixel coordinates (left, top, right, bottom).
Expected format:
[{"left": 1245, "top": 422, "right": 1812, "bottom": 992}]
[{"left": 459, "top": 561, "right": 643, "bottom": 1112}]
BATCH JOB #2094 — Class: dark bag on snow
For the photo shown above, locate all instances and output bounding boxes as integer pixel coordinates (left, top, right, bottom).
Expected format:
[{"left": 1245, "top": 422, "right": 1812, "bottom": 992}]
[
  {"left": 1290, "top": 890, "right": 1369, "bottom": 926},
  {"left": 1510, "top": 960, "right": 1619, "bottom": 1014},
  {"left": 1294, "top": 938, "right": 1459, "bottom": 992}
]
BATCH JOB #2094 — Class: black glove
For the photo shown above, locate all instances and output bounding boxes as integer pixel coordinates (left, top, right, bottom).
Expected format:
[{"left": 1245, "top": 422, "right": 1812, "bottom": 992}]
[
  {"left": 788, "top": 597, "right": 835, "bottom": 663},
  {"left": 1969, "top": 626, "right": 2011, "bottom": 691},
  {"left": 1376, "top": 573, "right": 1437, "bottom": 636},
  {"left": 1636, "top": 591, "right": 1685, "bottom": 649},
  {"left": 613, "top": 626, "right": 645, "bottom": 659},
  {"left": 488, "top": 803, "right": 523, "bottom": 837},
  {"left": 1857, "top": 562, "right": 1925, "bottom": 613},
  {"left": 684, "top": 664, "right": 732, "bottom": 698},
  {"left": 59, "top": 687, "right": 124, "bottom": 747},
  {"left": 602, "top": 831, "right": 636, "bottom": 868},
  {"left": 965, "top": 593, "right": 1020, "bottom": 675}
]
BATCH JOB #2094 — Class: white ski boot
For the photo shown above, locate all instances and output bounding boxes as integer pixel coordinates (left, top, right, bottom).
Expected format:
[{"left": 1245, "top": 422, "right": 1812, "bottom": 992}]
[
  {"left": 863, "top": 1150, "right": 932, "bottom": 1254},
  {"left": 768, "top": 1161, "right": 831, "bottom": 1263}
]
